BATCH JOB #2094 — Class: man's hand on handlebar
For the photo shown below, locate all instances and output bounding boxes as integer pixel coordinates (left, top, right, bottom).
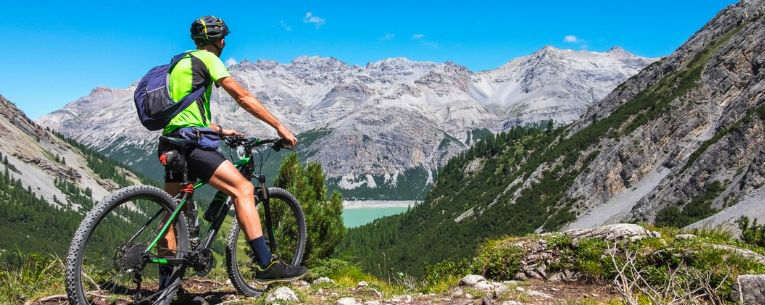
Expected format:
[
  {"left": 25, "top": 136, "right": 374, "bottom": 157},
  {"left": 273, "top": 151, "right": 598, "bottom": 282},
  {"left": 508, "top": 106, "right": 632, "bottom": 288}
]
[
  {"left": 220, "top": 128, "right": 244, "bottom": 138},
  {"left": 276, "top": 125, "right": 298, "bottom": 148}
]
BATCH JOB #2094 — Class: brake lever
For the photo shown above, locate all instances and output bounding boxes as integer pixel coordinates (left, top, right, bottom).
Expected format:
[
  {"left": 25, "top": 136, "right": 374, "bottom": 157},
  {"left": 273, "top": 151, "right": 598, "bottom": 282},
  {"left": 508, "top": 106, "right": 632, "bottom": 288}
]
[{"left": 272, "top": 139, "right": 295, "bottom": 152}]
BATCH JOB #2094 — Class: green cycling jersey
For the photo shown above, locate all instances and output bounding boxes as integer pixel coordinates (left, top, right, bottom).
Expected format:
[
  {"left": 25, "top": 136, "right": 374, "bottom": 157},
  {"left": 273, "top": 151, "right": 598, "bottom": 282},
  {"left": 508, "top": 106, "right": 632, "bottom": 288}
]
[{"left": 163, "top": 49, "right": 231, "bottom": 135}]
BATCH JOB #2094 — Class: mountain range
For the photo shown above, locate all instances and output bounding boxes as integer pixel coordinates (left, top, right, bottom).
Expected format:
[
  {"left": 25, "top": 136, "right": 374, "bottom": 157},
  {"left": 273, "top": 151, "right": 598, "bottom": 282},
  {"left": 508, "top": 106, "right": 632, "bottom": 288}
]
[
  {"left": 38, "top": 47, "right": 654, "bottom": 199},
  {"left": 339, "top": 0, "right": 765, "bottom": 276}
]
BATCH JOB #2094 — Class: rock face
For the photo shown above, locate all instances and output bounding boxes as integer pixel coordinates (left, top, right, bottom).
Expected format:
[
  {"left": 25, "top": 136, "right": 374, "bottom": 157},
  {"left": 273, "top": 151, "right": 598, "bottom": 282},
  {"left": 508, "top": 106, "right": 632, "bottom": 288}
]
[
  {"left": 733, "top": 275, "right": 765, "bottom": 305},
  {"left": 559, "top": 0, "right": 765, "bottom": 228},
  {"left": 510, "top": 224, "right": 661, "bottom": 282},
  {"left": 416, "top": 0, "right": 765, "bottom": 230},
  {"left": 38, "top": 48, "right": 653, "bottom": 199},
  {"left": 0, "top": 95, "right": 140, "bottom": 209},
  {"left": 563, "top": 223, "right": 661, "bottom": 243}
]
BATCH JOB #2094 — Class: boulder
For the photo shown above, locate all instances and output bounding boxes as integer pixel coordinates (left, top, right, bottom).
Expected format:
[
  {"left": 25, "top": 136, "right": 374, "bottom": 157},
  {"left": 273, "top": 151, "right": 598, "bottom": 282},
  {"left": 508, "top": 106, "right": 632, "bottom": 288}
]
[
  {"left": 313, "top": 277, "right": 335, "bottom": 285},
  {"left": 564, "top": 223, "right": 660, "bottom": 244},
  {"left": 265, "top": 286, "right": 299, "bottom": 303},
  {"left": 733, "top": 275, "right": 765, "bottom": 305},
  {"left": 474, "top": 281, "right": 495, "bottom": 291},
  {"left": 459, "top": 274, "right": 487, "bottom": 286}
]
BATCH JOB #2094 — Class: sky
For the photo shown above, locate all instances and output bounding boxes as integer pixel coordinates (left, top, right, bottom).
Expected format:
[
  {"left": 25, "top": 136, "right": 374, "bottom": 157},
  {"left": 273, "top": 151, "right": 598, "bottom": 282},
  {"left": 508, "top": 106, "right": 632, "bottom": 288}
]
[{"left": 0, "top": 0, "right": 737, "bottom": 119}]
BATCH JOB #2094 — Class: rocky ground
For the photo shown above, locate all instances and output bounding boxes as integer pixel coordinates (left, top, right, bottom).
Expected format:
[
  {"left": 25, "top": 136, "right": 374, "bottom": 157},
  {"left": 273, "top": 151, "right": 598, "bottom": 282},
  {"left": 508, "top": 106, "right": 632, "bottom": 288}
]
[
  {"left": 21, "top": 224, "right": 765, "bottom": 305},
  {"left": 27, "top": 276, "right": 620, "bottom": 305}
]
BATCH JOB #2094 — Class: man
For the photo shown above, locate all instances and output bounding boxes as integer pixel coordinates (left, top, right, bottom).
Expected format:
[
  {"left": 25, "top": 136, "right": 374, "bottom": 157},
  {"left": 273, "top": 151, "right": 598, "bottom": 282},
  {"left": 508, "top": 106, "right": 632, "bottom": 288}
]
[{"left": 158, "top": 16, "right": 307, "bottom": 286}]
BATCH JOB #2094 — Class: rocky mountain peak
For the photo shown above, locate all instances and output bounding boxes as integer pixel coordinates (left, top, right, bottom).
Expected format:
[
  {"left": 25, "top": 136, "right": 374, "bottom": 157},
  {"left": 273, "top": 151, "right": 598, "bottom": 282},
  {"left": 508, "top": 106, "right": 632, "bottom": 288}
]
[
  {"left": 234, "top": 59, "right": 278, "bottom": 71},
  {"left": 291, "top": 55, "right": 351, "bottom": 70},
  {"left": 606, "top": 46, "right": 630, "bottom": 56},
  {"left": 38, "top": 46, "right": 654, "bottom": 199},
  {"left": 0, "top": 95, "right": 47, "bottom": 139}
]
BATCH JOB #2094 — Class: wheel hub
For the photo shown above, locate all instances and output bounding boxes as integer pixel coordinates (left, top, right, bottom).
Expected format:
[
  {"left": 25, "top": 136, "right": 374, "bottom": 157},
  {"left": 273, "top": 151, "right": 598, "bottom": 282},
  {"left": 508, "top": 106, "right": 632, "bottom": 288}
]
[{"left": 114, "top": 243, "right": 147, "bottom": 273}]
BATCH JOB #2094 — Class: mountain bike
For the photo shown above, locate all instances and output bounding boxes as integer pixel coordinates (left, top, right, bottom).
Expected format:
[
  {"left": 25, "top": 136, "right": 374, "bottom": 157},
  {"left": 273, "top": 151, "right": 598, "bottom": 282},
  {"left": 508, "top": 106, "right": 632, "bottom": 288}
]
[{"left": 65, "top": 136, "right": 307, "bottom": 305}]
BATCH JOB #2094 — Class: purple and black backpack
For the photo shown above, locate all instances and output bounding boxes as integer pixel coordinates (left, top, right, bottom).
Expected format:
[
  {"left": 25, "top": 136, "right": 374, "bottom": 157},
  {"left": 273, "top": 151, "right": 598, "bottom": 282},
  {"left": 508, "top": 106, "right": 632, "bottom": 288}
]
[{"left": 133, "top": 52, "right": 207, "bottom": 131}]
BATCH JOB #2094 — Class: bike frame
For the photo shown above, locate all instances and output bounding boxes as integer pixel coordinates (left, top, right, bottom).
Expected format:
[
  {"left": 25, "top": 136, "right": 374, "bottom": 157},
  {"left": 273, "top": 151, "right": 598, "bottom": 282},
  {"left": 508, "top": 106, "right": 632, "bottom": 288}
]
[{"left": 142, "top": 150, "right": 274, "bottom": 266}]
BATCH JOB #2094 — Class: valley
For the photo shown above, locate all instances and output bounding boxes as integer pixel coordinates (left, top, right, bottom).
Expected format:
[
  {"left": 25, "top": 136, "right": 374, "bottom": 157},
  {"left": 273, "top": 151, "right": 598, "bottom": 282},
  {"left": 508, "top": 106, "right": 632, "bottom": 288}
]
[{"left": 3, "top": 1, "right": 765, "bottom": 304}]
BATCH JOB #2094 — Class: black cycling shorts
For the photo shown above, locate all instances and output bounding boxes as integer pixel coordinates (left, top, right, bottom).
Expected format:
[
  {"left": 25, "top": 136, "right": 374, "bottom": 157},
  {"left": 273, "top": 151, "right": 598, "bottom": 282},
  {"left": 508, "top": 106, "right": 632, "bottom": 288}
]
[{"left": 157, "top": 141, "right": 226, "bottom": 183}]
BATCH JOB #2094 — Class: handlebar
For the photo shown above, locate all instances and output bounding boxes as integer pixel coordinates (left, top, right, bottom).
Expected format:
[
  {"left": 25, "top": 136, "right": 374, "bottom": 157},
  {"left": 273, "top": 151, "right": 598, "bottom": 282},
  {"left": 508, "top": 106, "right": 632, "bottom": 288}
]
[{"left": 223, "top": 136, "right": 293, "bottom": 152}]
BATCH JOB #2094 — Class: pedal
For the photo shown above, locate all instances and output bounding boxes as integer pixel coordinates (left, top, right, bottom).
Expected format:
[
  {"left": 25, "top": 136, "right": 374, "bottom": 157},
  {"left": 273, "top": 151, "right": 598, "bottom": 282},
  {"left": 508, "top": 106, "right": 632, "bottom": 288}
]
[{"left": 190, "top": 237, "right": 200, "bottom": 250}]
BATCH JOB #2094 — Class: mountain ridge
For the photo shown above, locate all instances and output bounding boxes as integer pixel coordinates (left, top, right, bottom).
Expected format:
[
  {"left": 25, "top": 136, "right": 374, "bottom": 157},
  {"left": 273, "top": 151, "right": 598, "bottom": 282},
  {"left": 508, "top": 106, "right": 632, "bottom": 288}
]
[
  {"left": 38, "top": 46, "right": 655, "bottom": 199},
  {"left": 0, "top": 94, "right": 151, "bottom": 257},
  {"left": 338, "top": 0, "right": 765, "bottom": 276}
]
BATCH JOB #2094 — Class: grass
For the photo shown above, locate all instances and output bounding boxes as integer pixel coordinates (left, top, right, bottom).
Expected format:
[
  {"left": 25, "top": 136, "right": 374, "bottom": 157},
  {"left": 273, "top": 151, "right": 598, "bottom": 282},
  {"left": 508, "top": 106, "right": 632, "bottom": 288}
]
[
  {"left": 6, "top": 226, "right": 757, "bottom": 305},
  {"left": 0, "top": 252, "right": 66, "bottom": 304},
  {"left": 416, "top": 224, "right": 765, "bottom": 302},
  {"left": 307, "top": 258, "right": 408, "bottom": 298}
]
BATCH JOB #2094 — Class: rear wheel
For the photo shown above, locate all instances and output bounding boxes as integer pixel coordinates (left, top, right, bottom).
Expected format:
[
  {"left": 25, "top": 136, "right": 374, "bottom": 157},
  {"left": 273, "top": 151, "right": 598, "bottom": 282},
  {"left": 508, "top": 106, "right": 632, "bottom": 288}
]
[
  {"left": 65, "top": 185, "right": 189, "bottom": 305},
  {"left": 225, "top": 187, "right": 306, "bottom": 296}
]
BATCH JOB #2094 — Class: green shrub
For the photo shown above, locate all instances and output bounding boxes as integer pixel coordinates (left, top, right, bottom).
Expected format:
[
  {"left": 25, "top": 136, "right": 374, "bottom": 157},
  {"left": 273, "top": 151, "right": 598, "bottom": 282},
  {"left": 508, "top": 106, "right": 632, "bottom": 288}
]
[
  {"left": 737, "top": 216, "right": 765, "bottom": 248},
  {"left": 470, "top": 239, "right": 523, "bottom": 280},
  {"left": 423, "top": 258, "right": 470, "bottom": 290},
  {"left": 276, "top": 154, "right": 345, "bottom": 265},
  {"left": 308, "top": 258, "right": 355, "bottom": 279}
]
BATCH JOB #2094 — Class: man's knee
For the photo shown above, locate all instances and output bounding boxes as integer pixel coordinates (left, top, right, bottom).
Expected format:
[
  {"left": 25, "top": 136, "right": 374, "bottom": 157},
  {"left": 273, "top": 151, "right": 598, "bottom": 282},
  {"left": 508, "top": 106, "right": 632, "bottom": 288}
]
[{"left": 233, "top": 181, "right": 255, "bottom": 200}]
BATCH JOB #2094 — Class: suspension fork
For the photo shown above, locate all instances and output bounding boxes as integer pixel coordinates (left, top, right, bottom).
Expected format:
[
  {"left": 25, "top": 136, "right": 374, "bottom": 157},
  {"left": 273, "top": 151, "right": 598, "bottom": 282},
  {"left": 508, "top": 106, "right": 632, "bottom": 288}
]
[{"left": 256, "top": 175, "right": 278, "bottom": 254}]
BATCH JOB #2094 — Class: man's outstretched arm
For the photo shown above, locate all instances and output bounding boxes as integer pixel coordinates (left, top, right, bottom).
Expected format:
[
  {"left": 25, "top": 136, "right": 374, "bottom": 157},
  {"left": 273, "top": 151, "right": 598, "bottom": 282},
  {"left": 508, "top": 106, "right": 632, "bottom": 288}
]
[{"left": 218, "top": 77, "right": 297, "bottom": 146}]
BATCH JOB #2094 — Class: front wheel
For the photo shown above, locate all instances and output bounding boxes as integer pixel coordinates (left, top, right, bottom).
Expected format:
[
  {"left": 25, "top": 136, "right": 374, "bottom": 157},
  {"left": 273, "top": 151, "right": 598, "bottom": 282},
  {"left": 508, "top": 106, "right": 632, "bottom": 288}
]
[
  {"left": 65, "top": 185, "right": 189, "bottom": 305},
  {"left": 225, "top": 187, "right": 306, "bottom": 296}
]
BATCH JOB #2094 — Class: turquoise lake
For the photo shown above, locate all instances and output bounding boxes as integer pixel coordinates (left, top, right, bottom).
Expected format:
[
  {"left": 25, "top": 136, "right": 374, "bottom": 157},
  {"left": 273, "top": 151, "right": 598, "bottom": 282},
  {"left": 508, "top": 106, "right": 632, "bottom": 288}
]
[{"left": 342, "top": 207, "right": 408, "bottom": 228}]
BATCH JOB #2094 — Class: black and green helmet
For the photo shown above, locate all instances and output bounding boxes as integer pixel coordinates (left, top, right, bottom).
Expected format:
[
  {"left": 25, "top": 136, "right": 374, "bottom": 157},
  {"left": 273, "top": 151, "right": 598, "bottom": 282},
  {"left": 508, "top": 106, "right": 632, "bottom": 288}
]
[{"left": 190, "top": 16, "right": 230, "bottom": 43}]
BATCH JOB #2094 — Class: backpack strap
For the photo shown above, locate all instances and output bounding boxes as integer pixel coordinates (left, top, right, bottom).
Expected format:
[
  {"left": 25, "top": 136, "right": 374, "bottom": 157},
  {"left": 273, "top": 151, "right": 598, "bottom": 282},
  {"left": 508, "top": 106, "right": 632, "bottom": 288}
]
[
  {"left": 168, "top": 52, "right": 192, "bottom": 72},
  {"left": 167, "top": 51, "right": 210, "bottom": 126}
]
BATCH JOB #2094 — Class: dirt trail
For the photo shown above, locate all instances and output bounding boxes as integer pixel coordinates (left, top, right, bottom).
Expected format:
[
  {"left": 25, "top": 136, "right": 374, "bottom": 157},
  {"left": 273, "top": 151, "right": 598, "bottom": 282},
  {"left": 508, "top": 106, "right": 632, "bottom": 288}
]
[{"left": 27, "top": 277, "right": 618, "bottom": 305}]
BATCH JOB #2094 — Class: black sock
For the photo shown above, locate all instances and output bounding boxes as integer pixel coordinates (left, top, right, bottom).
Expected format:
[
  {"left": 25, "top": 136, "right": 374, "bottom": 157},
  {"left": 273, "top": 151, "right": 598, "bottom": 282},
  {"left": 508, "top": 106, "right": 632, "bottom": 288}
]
[
  {"left": 248, "top": 236, "right": 272, "bottom": 268},
  {"left": 158, "top": 265, "right": 173, "bottom": 289}
]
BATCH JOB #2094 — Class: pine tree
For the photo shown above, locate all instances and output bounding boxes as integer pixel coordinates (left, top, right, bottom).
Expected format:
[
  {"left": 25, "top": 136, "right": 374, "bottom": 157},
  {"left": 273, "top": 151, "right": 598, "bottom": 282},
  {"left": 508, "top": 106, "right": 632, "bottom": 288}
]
[{"left": 276, "top": 153, "right": 345, "bottom": 265}]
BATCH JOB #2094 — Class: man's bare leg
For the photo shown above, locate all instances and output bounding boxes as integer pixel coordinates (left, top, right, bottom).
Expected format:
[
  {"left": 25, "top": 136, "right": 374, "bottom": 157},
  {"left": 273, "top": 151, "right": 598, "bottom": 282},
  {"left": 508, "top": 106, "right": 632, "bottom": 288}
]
[
  {"left": 159, "top": 183, "right": 181, "bottom": 256},
  {"left": 157, "top": 183, "right": 182, "bottom": 289},
  {"left": 207, "top": 160, "right": 264, "bottom": 240},
  {"left": 206, "top": 159, "right": 306, "bottom": 280}
]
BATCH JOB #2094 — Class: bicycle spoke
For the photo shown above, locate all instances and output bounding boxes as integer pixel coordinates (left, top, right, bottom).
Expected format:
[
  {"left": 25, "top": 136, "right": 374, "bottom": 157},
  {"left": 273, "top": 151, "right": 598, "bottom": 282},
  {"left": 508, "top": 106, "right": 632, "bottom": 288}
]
[
  {"left": 125, "top": 209, "right": 166, "bottom": 246},
  {"left": 227, "top": 188, "right": 304, "bottom": 295},
  {"left": 77, "top": 195, "right": 183, "bottom": 302}
]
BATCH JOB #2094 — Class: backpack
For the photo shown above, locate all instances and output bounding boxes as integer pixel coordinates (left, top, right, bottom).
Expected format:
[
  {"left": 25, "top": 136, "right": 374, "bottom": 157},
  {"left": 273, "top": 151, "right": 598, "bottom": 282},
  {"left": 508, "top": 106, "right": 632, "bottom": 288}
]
[{"left": 133, "top": 52, "right": 207, "bottom": 131}]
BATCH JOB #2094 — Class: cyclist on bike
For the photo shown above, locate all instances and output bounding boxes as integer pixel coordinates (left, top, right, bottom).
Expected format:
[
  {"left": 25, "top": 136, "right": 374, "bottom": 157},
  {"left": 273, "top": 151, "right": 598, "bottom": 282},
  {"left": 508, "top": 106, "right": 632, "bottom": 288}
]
[{"left": 158, "top": 16, "right": 307, "bottom": 286}]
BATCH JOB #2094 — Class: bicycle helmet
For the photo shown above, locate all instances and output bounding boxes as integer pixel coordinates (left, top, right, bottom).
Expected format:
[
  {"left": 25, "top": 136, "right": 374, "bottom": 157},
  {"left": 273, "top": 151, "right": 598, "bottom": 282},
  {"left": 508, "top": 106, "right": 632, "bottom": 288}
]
[{"left": 190, "top": 16, "right": 230, "bottom": 43}]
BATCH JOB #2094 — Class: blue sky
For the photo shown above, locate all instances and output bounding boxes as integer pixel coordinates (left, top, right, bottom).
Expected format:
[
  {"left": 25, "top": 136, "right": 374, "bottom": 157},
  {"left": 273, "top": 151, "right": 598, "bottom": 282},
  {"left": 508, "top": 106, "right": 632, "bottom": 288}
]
[{"left": 0, "top": 0, "right": 736, "bottom": 119}]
